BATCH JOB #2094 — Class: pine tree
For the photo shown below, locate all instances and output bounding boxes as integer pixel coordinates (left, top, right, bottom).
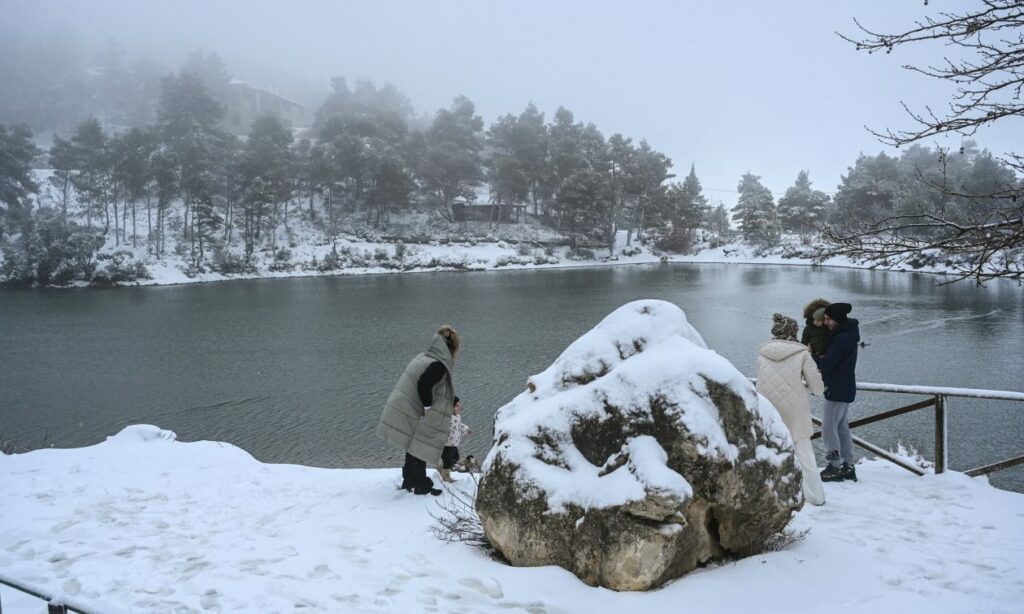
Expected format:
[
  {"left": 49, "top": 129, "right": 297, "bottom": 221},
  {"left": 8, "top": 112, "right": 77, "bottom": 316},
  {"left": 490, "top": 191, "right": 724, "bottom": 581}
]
[
  {"left": 777, "top": 170, "right": 830, "bottom": 237},
  {"left": 157, "top": 70, "right": 229, "bottom": 262},
  {"left": 661, "top": 165, "right": 709, "bottom": 251},
  {"left": 0, "top": 124, "right": 41, "bottom": 241},
  {"left": 733, "top": 172, "right": 779, "bottom": 246},
  {"left": 47, "top": 136, "right": 76, "bottom": 227},
  {"left": 420, "top": 96, "right": 484, "bottom": 221},
  {"left": 237, "top": 114, "right": 294, "bottom": 259},
  {"left": 68, "top": 118, "right": 111, "bottom": 234}
]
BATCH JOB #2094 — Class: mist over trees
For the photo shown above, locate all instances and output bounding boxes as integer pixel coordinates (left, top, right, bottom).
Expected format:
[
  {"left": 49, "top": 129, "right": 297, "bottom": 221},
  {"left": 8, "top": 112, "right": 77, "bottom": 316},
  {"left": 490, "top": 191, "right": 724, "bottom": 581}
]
[{"left": 0, "top": 32, "right": 1021, "bottom": 286}]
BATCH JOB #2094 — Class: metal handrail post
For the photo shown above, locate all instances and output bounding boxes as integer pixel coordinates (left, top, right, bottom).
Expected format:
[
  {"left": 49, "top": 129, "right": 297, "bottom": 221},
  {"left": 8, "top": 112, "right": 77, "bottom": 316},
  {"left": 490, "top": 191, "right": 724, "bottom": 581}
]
[{"left": 935, "top": 394, "right": 947, "bottom": 474}]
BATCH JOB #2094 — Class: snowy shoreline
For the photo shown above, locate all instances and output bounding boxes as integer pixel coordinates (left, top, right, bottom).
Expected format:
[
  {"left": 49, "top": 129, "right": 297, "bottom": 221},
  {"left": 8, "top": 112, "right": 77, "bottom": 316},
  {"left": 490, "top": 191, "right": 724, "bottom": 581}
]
[
  {"left": 1, "top": 424, "right": 1022, "bottom": 613},
  {"left": 22, "top": 239, "right": 961, "bottom": 290}
]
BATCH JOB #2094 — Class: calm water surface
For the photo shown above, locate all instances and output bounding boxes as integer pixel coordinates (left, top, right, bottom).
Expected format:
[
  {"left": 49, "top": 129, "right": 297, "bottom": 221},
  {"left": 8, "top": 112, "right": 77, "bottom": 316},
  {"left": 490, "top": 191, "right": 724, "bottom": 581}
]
[{"left": 2, "top": 264, "right": 1022, "bottom": 491}]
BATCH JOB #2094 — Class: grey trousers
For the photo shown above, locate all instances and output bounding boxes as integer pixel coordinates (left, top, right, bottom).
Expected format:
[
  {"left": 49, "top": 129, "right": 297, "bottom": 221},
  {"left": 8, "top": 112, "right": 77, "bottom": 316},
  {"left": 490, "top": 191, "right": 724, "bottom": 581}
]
[{"left": 822, "top": 400, "right": 854, "bottom": 467}]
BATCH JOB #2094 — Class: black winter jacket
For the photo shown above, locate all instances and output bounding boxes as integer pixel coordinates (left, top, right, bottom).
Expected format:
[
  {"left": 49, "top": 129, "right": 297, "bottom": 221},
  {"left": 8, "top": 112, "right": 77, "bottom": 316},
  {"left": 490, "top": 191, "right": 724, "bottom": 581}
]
[{"left": 814, "top": 319, "right": 860, "bottom": 403}]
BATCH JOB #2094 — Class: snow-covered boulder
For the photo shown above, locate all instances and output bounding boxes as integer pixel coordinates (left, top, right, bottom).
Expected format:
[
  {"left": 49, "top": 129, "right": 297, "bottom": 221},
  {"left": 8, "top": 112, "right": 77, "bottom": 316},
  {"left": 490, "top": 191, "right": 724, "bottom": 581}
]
[{"left": 476, "top": 300, "right": 802, "bottom": 591}]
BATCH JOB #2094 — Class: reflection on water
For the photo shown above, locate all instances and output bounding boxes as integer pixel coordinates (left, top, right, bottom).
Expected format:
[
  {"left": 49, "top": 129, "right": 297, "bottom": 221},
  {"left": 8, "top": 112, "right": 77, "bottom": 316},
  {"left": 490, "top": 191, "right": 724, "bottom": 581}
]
[{"left": 1, "top": 263, "right": 1022, "bottom": 491}]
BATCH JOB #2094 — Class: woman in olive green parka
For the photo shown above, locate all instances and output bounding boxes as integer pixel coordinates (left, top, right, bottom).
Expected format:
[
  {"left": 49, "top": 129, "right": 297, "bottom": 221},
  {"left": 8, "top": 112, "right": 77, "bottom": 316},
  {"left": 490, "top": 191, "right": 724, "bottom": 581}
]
[{"left": 377, "top": 325, "right": 460, "bottom": 496}]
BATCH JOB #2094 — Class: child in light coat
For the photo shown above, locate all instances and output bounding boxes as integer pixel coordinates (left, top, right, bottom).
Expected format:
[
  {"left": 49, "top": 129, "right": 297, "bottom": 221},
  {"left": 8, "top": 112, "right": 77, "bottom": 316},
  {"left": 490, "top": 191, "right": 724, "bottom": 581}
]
[{"left": 439, "top": 399, "right": 472, "bottom": 482}]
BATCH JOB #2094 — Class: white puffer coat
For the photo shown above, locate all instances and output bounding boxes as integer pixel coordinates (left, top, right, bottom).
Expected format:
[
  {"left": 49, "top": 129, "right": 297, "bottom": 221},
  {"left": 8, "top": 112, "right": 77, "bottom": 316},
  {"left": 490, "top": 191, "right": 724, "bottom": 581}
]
[{"left": 756, "top": 339, "right": 824, "bottom": 440}]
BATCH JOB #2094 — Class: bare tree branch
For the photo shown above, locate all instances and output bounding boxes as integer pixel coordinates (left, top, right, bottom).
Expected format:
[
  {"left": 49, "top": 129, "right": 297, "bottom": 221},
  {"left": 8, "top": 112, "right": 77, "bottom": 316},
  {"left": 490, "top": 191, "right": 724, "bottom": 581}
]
[{"left": 829, "top": 1, "right": 1024, "bottom": 283}]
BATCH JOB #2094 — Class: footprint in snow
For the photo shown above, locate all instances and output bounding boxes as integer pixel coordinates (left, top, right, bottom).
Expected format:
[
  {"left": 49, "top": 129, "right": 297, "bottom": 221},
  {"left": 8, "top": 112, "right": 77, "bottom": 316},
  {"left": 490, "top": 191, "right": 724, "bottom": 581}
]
[
  {"left": 457, "top": 576, "right": 504, "bottom": 599},
  {"left": 200, "top": 588, "right": 220, "bottom": 611}
]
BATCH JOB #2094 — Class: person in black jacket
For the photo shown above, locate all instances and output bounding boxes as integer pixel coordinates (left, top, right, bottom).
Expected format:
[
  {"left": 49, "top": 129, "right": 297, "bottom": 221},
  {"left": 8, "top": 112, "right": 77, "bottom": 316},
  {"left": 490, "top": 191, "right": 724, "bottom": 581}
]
[{"left": 814, "top": 302, "right": 860, "bottom": 483}]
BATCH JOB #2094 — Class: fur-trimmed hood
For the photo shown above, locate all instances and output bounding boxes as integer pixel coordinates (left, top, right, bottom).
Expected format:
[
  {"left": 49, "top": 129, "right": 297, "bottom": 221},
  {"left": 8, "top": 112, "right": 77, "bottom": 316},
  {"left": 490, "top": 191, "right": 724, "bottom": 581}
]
[{"left": 802, "top": 298, "right": 830, "bottom": 322}]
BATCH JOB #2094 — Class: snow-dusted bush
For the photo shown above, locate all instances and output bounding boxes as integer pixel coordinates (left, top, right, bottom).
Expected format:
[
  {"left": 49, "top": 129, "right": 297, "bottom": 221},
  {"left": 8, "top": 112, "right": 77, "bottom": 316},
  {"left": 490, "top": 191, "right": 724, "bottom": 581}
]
[
  {"left": 318, "top": 246, "right": 342, "bottom": 271},
  {"left": 429, "top": 475, "right": 491, "bottom": 550},
  {"left": 213, "top": 247, "right": 255, "bottom": 275},
  {"left": 91, "top": 250, "right": 150, "bottom": 285},
  {"left": 268, "top": 248, "right": 294, "bottom": 272},
  {"left": 494, "top": 255, "right": 532, "bottom": 267},
  {"left": 569, "top": 247, "right": 595, "bottom": 261},
  {"left": 621, "top": 246, "right": 642, "bottom": 257}
]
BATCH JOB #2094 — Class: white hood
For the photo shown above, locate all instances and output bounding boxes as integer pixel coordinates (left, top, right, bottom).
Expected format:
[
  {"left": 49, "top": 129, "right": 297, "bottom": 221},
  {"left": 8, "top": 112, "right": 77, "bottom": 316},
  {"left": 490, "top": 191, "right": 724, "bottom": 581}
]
[{"left": 757, "top": 339, "right": 807, "bottom": 362}]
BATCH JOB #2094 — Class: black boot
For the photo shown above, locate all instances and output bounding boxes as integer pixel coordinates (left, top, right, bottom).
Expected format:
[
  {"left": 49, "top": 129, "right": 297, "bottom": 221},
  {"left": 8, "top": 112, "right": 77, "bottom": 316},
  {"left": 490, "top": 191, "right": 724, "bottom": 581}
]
[
  {"left": 413, "top": 476, "right": 441, "bottom": 496},
  {"left": 820, "top": 464, "right": 844, "bottom": 482},
  {"left": 840, "top": 463, "right": 858, "bottom": 482}
]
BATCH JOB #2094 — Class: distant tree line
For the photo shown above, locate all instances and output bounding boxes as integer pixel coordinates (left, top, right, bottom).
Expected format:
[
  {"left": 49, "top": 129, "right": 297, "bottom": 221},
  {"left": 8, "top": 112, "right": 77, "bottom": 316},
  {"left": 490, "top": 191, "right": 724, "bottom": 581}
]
[
  {"left": 1, "top": 40, "right": 1021, "bottom": 286},
  {"left": 731, "top": 142, "right": 1020, "bottom": 250},
  {"left": 0, "top": 60, "right": 725, "bottom": 285}
]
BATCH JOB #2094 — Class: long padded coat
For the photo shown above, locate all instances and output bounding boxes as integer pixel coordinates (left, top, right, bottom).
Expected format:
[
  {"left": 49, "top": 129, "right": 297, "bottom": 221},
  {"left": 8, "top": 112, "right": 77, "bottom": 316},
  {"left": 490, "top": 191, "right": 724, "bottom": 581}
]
[
  {"left": 756, "top": 339, "right": 825, "bottom": 440},
  {"left": 376, "top": 333, "right": 456, "bottom": 465}
]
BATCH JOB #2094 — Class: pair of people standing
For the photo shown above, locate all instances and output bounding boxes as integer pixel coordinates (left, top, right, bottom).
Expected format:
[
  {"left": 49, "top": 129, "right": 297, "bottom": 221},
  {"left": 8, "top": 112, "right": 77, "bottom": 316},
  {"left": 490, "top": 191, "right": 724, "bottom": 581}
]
[
  {"left": 376, "top": 325, "right": 472, "bottom": 496},
  {"left": 756, "top": 300, "right": 860, "bottom": 504}
]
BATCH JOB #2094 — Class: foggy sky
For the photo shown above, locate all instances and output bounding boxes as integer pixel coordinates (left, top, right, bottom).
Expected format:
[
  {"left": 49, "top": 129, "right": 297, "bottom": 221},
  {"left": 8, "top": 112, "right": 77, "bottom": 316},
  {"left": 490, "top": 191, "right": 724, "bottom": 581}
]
[{"left": 5, "top": 0, "right": 1020, "bottom": 202}]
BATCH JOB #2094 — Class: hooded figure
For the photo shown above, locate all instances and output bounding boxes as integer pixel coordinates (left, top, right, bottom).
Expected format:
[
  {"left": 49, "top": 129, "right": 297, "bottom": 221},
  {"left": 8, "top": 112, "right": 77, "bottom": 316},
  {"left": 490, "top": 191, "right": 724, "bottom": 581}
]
[
  {"left": 757, "top": 313, "right": 826, "bottom": 505},
  {"left": 800, "top": 298, "right": 830, "bottom": 355},
  {"left": 377, "top": 326, "right": 459, "bottom": 495},
  {"left": 814, "top": 302, "right": 860, "bottom": 482}
]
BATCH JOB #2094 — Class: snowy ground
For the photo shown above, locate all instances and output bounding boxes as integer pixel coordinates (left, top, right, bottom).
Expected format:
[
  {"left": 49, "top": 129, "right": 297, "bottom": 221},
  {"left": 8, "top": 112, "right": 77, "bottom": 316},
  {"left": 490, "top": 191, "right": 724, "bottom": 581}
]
[{"left": 1, "top": 425, "right": 1022, "bottom": 613}]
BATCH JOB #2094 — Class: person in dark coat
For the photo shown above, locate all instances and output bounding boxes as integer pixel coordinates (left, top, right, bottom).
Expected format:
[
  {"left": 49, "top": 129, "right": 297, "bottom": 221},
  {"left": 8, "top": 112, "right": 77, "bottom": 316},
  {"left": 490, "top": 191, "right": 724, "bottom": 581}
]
[
  {"left": 800, "top": 298, "right": 830, "bottom": 356},
  {"left": 813, "top": 303, "right": 860, "bottom": 482}
]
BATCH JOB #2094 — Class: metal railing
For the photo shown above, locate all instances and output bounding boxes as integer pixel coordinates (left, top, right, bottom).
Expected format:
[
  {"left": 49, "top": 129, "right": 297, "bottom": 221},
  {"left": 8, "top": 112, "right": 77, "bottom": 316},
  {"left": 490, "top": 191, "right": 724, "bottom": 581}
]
[
  {"left": 0, "top": 573, "right": 104, "bottom": 614},
  {"left": 806, "top": 381, "right": 1024, "bottom": 477}
]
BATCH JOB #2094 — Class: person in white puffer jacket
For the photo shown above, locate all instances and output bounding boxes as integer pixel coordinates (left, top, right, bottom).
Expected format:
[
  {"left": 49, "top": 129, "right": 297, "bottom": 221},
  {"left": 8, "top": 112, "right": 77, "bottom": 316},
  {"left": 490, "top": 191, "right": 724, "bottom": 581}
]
[{"left": 757, "top": 313, "right": 827, "bottom": 505}]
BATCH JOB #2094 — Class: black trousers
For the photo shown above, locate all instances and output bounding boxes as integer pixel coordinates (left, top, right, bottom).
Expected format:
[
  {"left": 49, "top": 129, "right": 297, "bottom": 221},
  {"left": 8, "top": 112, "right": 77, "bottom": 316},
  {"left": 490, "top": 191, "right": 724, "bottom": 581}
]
[
  {"left": 441, "top": 446, "right": 460, "bottom": 469},
  {"left": 401, "top": 453, "right": 434, "bottom": 494}
]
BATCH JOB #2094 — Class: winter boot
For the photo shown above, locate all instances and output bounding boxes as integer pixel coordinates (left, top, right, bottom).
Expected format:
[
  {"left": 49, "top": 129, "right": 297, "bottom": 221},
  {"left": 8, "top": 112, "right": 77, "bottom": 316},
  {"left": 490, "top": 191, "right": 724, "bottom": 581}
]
[
  {"left": 820, "top": 464, "right": 844, "bottom": 482},
  {"left": 439, "top": 468, "right": 456, "bottom": 483},
  {"left": 413, "top": 477, "right": 440, "bottom": 496},
  {"left": 840, "top": 462, "right": 858, "bottom": 482}
]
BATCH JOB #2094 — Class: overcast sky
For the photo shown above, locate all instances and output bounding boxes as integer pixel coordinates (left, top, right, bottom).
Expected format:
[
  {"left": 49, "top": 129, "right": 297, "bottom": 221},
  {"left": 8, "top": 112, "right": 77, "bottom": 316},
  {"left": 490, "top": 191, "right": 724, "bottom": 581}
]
[{"left": 6, "top": 0, "right": 1021, "bottom": 203}]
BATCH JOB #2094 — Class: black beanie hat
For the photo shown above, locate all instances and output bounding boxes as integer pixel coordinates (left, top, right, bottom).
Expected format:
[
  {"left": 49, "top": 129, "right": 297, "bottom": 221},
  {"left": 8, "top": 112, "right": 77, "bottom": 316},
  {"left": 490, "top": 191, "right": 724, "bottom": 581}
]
[{"left": 824, "top": 302, "right": 852, "bottom": 323}]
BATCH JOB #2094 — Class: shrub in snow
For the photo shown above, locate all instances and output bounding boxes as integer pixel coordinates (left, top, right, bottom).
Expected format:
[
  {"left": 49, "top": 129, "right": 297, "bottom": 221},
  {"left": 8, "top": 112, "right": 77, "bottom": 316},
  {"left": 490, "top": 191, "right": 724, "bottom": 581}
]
[
  {"left": 394, "top": 241, "right": 407, "bottom": 261},
  {"left": 621, "top": 246, "right": 642, "bottom": 257},
  {"left": 318, "top": 246, "right": 342, "bottom": 271},
  {"left": 91, "top": 250, "right": 150, "bottom": 285},
  {"left": 516, "top": 243, "right": 533, "bottom": 257},
  {"left": 569, "top": 247, "right": 595, "bottom": 261},
  {"left": 268, "top": 248, "right": 294, "bottom": 272},
  {"left": 494, "top": 255, "right": 531, "bottom": 267},
  {"left": 476, "top": 300, "right": 802, "bottom": 591},
  {"left": 213, "top": 248, "right": 255, "bottom": 275}
]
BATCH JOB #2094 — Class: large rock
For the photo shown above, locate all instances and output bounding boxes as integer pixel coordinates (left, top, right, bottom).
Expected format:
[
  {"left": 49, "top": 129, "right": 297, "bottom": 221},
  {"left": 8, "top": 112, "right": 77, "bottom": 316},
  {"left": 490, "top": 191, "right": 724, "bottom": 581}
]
[{"left": 476, "top": 300, "right": 802, "bottom": 591}]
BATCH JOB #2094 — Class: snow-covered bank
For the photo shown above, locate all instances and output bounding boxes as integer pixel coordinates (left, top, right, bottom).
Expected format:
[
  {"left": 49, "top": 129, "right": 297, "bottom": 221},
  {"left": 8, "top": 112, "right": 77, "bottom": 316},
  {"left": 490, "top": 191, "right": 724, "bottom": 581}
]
[
  {"left": 41, "top": 236, "right": 966, "bottom": 289},
  {"left": 1, "top": 425, "right": 1022, "bottom": 613}
]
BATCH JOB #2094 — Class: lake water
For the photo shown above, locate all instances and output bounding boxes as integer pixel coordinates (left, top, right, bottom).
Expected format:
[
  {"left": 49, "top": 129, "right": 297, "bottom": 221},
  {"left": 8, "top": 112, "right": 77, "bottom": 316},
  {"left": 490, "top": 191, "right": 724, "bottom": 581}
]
[{"left": 2, "top": 263, "right": 1022, "bottom": 491}]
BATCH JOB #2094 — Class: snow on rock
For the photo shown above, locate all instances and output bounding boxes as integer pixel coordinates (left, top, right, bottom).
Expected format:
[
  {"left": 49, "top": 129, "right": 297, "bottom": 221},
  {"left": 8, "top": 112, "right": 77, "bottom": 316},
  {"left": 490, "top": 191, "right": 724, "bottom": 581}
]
[
  {"left": 1, "top": 429, "right": 1023, "bottom": 612},
  {"left": 475, "top": 300, "right": 803, "bottom": 591}
]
